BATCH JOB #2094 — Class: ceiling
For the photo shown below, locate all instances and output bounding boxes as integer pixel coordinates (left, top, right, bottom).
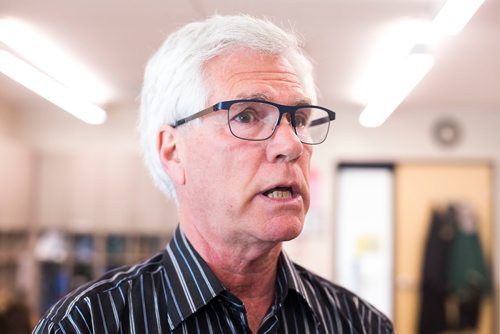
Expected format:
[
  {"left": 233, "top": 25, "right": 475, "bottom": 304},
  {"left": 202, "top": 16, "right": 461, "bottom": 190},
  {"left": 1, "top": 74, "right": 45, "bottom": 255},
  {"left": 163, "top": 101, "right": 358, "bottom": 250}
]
[{"left": 1, "top": 0, "right": 499, "bottom": 121}]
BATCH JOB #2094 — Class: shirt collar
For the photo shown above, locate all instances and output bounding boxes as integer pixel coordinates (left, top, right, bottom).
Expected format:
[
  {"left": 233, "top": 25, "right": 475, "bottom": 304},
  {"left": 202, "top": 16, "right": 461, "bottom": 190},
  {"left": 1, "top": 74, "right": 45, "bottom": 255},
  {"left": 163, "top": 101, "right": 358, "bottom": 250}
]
[
  {"left": 276, "top": 251, "right": 321, "bottom": 325},
  {"left": 162, "top": 225, "right": 225, "bottom": 330}
]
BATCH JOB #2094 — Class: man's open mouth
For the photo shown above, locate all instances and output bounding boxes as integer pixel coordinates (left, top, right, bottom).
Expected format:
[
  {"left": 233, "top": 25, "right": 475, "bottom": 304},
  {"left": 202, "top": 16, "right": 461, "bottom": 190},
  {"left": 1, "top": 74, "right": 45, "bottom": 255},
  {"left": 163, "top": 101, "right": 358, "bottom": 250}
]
[{"left": 263, "top": 187, "right": 294, "bottom": 199}]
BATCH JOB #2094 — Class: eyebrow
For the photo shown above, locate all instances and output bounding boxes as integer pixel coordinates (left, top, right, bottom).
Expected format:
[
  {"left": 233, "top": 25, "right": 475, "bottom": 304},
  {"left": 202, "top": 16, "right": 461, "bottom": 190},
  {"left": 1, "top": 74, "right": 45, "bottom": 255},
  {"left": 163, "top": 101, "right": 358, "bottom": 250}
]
[{"left": 235, "top": 93, "right": 312, "bottom": 106}]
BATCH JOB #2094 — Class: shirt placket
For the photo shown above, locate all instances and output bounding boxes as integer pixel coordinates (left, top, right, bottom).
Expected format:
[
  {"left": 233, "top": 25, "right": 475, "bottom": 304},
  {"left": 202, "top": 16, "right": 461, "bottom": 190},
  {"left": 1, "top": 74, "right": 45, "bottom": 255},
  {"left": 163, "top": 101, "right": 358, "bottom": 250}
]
[
  {"left": 257, "top": 303, "right": 281, "bottom": 334},
  {"left": 219, "top": 293, "right": 252, "bottom": 334}
]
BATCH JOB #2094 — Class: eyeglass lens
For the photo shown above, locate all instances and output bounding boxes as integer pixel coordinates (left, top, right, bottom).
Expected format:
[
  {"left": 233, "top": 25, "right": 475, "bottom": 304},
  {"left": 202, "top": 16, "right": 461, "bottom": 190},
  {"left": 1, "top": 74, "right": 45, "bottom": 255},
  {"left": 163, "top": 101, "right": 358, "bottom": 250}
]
[{"left": 227, "top": 101, "right": 330, "bottom": 144}]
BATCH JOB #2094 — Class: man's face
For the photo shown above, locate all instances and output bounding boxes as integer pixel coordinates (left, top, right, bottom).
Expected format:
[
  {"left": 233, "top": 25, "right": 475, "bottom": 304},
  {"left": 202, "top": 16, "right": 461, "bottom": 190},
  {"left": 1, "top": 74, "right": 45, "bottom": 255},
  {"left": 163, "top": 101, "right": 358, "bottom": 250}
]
[{"left": 175, "top": 48, "right": 312, "bottom": 249}]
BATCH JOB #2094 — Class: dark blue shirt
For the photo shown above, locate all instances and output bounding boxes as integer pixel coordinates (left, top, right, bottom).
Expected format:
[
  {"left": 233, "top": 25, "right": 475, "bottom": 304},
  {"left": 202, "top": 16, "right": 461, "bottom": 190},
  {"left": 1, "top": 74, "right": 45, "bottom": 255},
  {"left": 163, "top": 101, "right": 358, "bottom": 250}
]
[{"left": 33, "top": 226, "right": 394, "bottom": 333}]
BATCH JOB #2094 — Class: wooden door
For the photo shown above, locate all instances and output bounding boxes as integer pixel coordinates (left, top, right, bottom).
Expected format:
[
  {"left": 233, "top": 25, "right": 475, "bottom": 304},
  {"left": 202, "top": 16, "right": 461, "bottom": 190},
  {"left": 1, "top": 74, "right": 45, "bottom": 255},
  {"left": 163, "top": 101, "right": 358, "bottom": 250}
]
[{"left": 394, "top": 162, "right": 493, "bottom": 334}]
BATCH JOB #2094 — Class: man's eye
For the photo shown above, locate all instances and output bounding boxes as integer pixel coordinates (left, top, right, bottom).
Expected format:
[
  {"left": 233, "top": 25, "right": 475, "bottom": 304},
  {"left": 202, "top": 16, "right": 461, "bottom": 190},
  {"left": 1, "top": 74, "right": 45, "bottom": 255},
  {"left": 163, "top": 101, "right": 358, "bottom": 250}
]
[
  {"left": 295, "top": 112, "right": 310, "bottom": 127},
  {"left": 234, "top": 110, "right": 257, "bottom": 123}
]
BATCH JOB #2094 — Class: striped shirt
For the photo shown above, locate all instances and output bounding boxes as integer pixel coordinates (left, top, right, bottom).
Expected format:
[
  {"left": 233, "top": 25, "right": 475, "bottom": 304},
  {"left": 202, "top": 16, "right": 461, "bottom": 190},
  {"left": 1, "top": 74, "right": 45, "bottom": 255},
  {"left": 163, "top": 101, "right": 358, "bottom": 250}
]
[{"left": 33, "top": 226, "right": 394, "bottom": 333}]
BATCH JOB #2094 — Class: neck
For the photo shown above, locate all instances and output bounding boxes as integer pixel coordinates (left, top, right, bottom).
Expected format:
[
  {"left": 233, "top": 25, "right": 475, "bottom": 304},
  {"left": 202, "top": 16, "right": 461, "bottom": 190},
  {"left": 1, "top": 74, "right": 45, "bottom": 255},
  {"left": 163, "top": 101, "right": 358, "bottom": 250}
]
[
  {"left": 182, "top": 220, "right": 282, "bottom": 293},
  {"left": 212, "top": 247, "right": 280, "bottom": 297},
  {"left": 180, "top": 221, "right": 282, "bottom": 332}
]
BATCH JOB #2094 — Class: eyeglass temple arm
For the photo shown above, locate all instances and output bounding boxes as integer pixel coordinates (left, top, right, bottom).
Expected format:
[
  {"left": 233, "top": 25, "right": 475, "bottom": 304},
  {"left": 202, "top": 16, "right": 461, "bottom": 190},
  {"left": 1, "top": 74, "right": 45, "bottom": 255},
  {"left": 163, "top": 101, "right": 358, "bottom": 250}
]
[
  {"left": 309, "top": 114, "right": 335, "bottom": 127},
  {"left": 173, "top": 105, "right": 219, "bottom": 127}
]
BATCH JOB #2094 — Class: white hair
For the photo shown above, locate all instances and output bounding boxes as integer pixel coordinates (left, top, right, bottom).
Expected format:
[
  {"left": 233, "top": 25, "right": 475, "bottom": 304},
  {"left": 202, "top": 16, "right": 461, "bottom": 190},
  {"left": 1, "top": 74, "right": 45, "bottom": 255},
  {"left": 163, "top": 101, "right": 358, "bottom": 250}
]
[{"left": 139, "top": 14, "right": 317, "bottom": 200}]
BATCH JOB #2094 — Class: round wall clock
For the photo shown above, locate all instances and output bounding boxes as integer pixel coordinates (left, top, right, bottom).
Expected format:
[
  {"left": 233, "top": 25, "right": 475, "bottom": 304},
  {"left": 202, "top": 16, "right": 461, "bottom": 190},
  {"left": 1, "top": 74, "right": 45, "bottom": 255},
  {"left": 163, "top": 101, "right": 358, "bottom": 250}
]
[{"left": 432, "top": 118, "right": 462, "bottom": 147}]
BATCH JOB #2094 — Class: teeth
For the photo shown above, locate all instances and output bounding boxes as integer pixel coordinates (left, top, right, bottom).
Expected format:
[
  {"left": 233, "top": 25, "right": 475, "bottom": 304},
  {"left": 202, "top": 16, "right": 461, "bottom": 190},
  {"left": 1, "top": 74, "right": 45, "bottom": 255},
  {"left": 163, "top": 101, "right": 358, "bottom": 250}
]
[{"left": 266, "top": 190, "right": 292, "bottom": 199}]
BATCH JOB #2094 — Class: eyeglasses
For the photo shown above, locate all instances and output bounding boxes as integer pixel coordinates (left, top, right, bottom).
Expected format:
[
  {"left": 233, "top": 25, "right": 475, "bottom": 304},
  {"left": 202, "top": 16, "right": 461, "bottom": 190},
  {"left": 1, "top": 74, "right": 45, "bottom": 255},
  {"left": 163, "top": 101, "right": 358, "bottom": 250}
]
[{"left": 173, "top": 99, "right": 336, "bottom": 145}]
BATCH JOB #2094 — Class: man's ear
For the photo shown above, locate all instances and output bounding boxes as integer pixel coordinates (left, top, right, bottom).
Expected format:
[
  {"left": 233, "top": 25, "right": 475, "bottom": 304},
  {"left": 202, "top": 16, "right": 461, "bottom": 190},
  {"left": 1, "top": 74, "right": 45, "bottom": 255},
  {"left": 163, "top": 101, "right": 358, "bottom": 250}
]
[{"left": 158, "top": 125, "right": 185, "bottom": 185}]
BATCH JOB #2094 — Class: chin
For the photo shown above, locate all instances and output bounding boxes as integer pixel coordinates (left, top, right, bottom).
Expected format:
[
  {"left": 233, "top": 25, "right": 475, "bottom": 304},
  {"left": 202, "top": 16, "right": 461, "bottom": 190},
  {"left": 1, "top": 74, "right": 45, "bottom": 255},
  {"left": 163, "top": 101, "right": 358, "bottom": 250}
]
[{"left": 264, "top": 216, "right": 304, "bottom": 242}]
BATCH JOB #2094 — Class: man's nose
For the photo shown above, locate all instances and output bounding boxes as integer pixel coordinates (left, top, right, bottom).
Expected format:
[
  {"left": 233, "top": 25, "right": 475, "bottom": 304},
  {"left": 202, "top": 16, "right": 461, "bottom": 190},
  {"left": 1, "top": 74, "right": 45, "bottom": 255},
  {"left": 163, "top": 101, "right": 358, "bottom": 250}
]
[{"left": 266, "top": 116, "right": 303, "bottom": 162}]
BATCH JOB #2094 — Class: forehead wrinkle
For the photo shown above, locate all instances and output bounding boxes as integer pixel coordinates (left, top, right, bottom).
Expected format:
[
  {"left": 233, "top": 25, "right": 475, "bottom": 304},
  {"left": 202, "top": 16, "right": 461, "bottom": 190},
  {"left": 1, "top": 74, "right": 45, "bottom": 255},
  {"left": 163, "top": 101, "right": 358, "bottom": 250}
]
[
  {"left": 236, "top": 93, "right": 312, "bottom": 106},
  {"left": 227, "top": 72, "right": 308, "bottom": 104},
  {"left": 226, "top": 70, "right": 302, "bottom": 85}
]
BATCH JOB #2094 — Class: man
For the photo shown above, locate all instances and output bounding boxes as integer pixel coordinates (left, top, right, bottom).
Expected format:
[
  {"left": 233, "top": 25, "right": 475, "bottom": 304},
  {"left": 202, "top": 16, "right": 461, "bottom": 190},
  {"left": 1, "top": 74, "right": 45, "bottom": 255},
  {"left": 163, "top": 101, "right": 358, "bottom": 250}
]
[{"left": 34, "top": 15, "right": 394, "bottom": 333}]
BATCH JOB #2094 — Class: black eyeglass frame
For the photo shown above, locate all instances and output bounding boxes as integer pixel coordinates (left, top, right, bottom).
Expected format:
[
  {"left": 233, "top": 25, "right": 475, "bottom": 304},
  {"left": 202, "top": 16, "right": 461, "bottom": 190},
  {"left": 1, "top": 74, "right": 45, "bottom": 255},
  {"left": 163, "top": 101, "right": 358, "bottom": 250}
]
[{"left": 173, "top": 99, "right": 336, "bottom": 145}]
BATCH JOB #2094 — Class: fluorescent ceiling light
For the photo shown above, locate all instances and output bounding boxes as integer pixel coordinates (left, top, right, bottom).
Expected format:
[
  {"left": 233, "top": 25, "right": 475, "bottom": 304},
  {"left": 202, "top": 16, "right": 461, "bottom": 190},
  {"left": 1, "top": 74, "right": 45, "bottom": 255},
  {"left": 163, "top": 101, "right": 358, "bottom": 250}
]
[
  {"left": 0, "top": 50, "right": 107, "bottom": 124},
  {"left": 351, "top": 19, "right": 432, "bottom": 105},
  {"left": 359, "top": 53, "right": 434, "bottom": 128},
  {"left": 0, "top": 18, "right": 113, "bottom": 105},
  {"left": 354, "top": 0, "right": 484, "bottom": 128},
  {"left": 433, "top": 0, "right": 485, "bottom": 35}
]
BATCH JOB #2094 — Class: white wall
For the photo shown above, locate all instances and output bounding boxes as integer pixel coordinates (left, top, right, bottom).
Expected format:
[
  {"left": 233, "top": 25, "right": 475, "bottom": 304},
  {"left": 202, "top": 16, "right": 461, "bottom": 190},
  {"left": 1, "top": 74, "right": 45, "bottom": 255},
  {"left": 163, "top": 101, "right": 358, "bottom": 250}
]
[
  {"left": 0, "top": 104, "right": 33, "bottom": 228},
  {"left": 16, "top": 105, "right": 141, "bottom": 155},
  {"left": 8, "top": 105, "right": 178, "bottom": 234}
]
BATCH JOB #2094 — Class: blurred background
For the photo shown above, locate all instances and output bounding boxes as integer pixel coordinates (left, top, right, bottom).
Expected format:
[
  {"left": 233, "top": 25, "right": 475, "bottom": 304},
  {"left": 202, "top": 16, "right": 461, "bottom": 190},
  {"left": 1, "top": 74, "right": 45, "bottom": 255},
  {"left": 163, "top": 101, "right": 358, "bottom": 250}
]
[{"left": 0, "top": 0, "right": 498, "bottom": 333}]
